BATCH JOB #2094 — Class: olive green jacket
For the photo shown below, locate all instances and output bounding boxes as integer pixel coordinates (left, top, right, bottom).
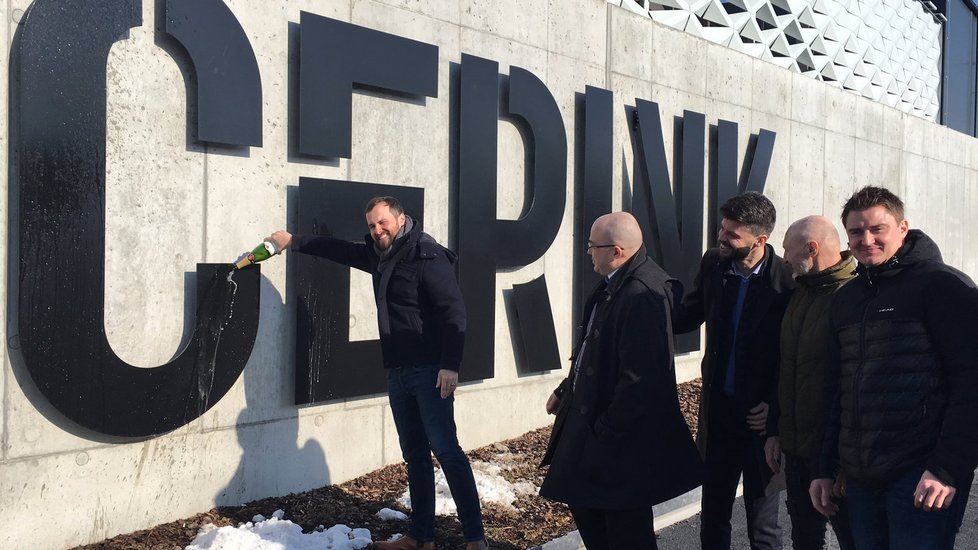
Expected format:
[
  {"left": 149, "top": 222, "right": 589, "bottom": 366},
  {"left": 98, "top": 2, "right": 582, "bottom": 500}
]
[{"left": 777, "top": 253, "right": 857, "bottom": 459}]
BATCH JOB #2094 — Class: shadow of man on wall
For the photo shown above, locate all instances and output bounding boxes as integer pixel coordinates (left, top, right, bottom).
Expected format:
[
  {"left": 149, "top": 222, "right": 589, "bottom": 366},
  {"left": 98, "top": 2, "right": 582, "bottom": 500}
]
[{"left": 216, "top": 274, "right": 330, "bottom": 507}]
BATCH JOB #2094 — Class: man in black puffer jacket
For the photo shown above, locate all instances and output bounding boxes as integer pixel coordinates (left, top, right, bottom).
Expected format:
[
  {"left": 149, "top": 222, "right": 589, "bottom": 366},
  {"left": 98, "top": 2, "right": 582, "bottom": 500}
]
[{"left": 810, "top": 186, "right": 978, "bottom": 550}]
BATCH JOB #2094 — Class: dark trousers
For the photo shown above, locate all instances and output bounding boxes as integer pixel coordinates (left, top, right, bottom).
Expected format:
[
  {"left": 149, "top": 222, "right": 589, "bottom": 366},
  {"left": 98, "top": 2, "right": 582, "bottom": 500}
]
[
  {"left": 387, "top": 365, "right": 484, "bottom": 543},
  {"left": 783, "top": 452, "right": 855, "bottom": 550},
  {"left": 846, "top": 466, "right": 972, "bottom": 550},
  {"left": 700, "top": 396, "right": 782, "bottom": 550},
  {"left": 570, "top": 505, "right": 657, "bottom": 549}
]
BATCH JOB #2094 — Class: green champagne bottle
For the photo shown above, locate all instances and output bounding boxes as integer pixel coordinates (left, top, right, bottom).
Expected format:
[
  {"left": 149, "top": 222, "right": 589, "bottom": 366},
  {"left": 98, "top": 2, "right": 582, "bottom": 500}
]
[{"left": 234, "top": 241, "right": 279, "bottom": 270}]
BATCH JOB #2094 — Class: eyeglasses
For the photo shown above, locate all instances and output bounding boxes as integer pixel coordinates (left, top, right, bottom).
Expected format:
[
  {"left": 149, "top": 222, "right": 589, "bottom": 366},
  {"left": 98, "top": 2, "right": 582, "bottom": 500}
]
[{"left": 586, "top": 243, "right": 618, "bottom": 252}]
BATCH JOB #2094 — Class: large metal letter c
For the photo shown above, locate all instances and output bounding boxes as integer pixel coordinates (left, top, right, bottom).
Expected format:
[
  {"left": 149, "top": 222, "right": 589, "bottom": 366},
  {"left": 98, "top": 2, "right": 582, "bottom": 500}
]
[{"left": 16, "top": 0, "right": 261, "bottom": 437}]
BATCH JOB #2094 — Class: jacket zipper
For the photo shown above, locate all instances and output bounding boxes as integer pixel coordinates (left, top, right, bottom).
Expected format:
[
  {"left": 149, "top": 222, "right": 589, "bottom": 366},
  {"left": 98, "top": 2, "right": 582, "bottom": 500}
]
[{"left": 852, "top": 273, "right": 878, "bottom": 477}]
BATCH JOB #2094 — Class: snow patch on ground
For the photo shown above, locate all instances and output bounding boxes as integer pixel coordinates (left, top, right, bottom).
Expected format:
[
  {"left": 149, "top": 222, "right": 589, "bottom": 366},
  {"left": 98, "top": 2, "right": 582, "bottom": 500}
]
[
  {"left": 376, "top": 507, "right": 409, "bottom": 521},
  {"left": 187, "top": 459, "right": 542, "bottom": 548},
  {"left": 397, "top": 461, "right": 538, "bottom": 515},
  {"left": 186, "top": 511, "right": 372, "bottom": 550}
]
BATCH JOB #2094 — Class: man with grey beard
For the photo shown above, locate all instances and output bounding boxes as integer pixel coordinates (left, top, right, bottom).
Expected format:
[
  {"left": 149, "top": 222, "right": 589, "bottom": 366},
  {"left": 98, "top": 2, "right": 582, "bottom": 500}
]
[{"left": 765, "top": 216, "right": 856, "bottom": 550}]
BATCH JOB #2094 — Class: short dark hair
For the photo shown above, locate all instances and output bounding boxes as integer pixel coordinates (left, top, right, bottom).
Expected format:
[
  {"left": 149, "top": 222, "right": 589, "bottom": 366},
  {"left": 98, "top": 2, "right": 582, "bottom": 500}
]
[
  {"left": 841, "top": 186, "right": 904, "bottom": 226},
  {"left": 719, "top": 192, "right": 776, "bottom": 236},
  {"left": 364, "top": 196, "right": 404, "bottom": 217}
]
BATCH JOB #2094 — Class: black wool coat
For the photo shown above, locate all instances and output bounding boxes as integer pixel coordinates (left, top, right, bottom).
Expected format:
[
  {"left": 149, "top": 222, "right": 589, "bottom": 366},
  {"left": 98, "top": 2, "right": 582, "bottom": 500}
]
[
  {"left": 540, "top": 247, "right": 703, "bottom": 509},
  {"left": 674, "top": 245, "right": 795, "bottom": 495}
]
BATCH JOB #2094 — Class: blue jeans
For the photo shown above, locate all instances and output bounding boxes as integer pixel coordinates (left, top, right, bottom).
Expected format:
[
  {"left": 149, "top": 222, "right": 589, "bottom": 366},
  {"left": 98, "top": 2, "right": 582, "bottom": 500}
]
[
  {"left": 846, "top": 466, "right": 969, "bottom": 550},
  {"left": 387, "top": 365, "right": 484, "bottom": 543}
]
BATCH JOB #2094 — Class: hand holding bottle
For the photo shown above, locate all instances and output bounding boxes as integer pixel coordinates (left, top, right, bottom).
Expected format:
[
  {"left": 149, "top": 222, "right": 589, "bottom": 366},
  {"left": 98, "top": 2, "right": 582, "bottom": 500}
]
[
  {"left": 233, "top": 230, "right": 293, "bottom": 270},
  {"left": 267, "top": 230, "right": 293, "bottom": 251}
]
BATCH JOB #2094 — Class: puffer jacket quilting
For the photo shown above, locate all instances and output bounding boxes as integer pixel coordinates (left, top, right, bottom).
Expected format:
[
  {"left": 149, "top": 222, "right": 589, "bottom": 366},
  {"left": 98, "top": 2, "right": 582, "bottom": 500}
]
[{"left": 822, "top": 230, "right": 978, "bottom": 486}]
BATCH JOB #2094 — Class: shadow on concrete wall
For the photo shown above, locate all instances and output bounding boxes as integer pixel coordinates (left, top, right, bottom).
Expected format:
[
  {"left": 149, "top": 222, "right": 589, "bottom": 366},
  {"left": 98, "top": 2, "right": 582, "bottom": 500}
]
[{"left": 216, "top": 262, "right": 330, "bottom": 505}]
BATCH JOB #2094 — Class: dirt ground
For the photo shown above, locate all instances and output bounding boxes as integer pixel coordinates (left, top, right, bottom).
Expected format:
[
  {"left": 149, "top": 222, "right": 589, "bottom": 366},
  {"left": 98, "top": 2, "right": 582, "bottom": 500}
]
[{"left": 73, "top": 380, "right": 701, "bottom": 550}]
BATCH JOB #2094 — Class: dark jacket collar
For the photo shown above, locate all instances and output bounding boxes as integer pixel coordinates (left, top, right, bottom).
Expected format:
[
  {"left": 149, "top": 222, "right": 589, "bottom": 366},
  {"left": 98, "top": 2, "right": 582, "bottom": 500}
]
[
  {"left": 606, "top": 245, "right": 653, "bottom": 295},
  {"left": 858, "top": 229, "right": 943, "bottom": 281},
  {"left": 606, "top": 245, "right": 680, "bottom": 299}
]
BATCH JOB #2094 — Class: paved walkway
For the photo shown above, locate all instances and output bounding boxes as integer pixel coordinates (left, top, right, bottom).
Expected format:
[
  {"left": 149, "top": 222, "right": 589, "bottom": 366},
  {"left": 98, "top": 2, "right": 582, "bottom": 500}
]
[{"left": 537, "top": 469, "right": 978, "bottom": 550}]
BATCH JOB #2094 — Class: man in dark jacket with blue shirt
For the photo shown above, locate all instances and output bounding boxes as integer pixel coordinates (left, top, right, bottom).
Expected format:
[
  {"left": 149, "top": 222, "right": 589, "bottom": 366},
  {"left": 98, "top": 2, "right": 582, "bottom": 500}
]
[
  {"left": 540, "top": 212, "right": 702, "bottom": 550},
  {"left": 675, "top": 192, "right": 795, "bottom": 550},
  {"left": 268, "top": 196, "right": 487, "bottom": 550},
  {"left": 810, "top": 186, "right": 978, "bottom": 550}
]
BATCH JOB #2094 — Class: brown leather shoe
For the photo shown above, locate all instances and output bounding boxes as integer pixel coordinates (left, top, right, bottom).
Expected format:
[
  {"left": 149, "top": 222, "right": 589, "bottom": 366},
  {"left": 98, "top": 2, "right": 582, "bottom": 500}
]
[
  {"left": 373, "top": 535, "right": 436, "bottom": 549},
  {"left": 464, "top": 539, "right": 488, "bottom": 550}
]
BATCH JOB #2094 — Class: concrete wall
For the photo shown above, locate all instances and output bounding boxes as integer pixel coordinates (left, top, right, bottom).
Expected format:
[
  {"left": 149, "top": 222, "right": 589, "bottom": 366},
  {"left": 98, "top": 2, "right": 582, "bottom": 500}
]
[{"left": 3, "top": 0, "right": 977, "bottom": 548}]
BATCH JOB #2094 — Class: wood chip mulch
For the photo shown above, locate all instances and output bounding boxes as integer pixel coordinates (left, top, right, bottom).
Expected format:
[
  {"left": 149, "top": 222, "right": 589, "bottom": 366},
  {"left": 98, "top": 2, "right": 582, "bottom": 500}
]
[{"left": 75, "top": 379, "right": 702, "bottom": 550}]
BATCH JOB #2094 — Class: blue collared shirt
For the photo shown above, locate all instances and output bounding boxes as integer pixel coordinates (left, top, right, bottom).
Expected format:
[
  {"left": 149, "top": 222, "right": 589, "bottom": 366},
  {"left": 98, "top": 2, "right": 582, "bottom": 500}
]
[{"left": 724, "top": 259, "right": 765, "bottom": 396}]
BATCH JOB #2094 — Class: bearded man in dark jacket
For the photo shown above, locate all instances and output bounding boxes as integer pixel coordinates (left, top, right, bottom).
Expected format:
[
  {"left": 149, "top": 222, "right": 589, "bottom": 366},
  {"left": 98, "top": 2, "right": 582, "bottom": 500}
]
[
  {"left": 810, "top": 186, "right": 978, "bottom": 550},
  {"left": 267, "top": 196, "right": 487, "bottom": 550},
  {"left": 675, "top": 192, "right": 795, "bottom": 550},
  {"left": 540, "top": 212, "right": 701, "bottom": 550}
]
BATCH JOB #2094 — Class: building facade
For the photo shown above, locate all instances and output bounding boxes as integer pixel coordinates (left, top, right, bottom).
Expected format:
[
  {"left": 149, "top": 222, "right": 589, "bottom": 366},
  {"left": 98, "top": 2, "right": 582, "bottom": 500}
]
[{"left": 2, "top": 0, "right": 978, "bottom": 547}]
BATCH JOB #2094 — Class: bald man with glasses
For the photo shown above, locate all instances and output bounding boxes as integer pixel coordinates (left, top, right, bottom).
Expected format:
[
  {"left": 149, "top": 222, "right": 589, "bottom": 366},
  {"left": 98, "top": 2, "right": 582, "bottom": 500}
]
[{"left": 539, "top": 212, "right": 702, "bottom": 550}]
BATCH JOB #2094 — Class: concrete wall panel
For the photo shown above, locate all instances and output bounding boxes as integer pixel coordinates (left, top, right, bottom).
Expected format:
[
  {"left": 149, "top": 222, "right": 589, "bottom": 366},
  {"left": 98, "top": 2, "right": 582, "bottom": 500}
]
[
  {"left": 965, "top": 169, "right": 978, "bottom": 277},
  {"left": 968, "top": 134, "right": 978, "bottom": 171},
  {"left": 787, "top": 123, "right": 826, "bottom": 230},
  {"left": 462, "top": 0, "right": 548, "bottom": 49},
  {"left": 902, "top": 153, "right": 928, "bottom": 227},
  {"left": 926, "top": 120, "right": 951, "bottom": 163},
  {"left": 823, "top": 133, "right": 856, "bottom": 231},
  {"left": 0, "top": 427, "right": 270, "bottom": 549},
  {"left": 548, "top": 0, "right": 606, "bottom": 66},
  {"left": 751, "top": 59, "right": 791, "bottom": 118},
  {"left": 945, "top": 164, "right": 966, "bottom": 270},
  {"left": 852, "top": 138, "right": 883, "bottom": 190},
  {"left": 904, "top": 114, "right": 929, "bottom": 157},
  {"left": 705, "top": 44, "right": 753, "bottom": 109},
  {"left": 609, "top": 5, "right": 653, "bottom": 81},
  {"left": 372, "top": 0, "right": 458, "bottom": 25},
  {"left": 650, "top": 25, "right": 707, "bottom": 96},
  {"left": 923, "top": 158, "right": 949, "bottom": 240},
  {"left": 881, "top": 106, "right": 905, "bottom": 150},
  {"left": 853, "top": 99, "right": 884, "bottom": 144},
  {"left": 749, "top": 112, "right": 792, "bottom": 237},
  {"left": 294, "top": 404, "right": 388, "bottom": 488},
  {"left": 949, "top": 128, "right": 969, "bottom": 168},
  {"left": 880, "top": 143, "right": 904, "bottom": 186},
  {"left": 825, "top": 86, "right": 858, "bottom": 138},
  {"left": 790, "top": 72, "right": 828, "bottom": 129}
]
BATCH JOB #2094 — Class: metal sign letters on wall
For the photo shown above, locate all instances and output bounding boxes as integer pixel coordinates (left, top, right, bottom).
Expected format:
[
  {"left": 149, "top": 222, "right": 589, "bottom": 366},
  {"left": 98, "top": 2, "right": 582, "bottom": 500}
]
[{"left": 13, "top": 0, "right": 774, "bottom": 436}]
